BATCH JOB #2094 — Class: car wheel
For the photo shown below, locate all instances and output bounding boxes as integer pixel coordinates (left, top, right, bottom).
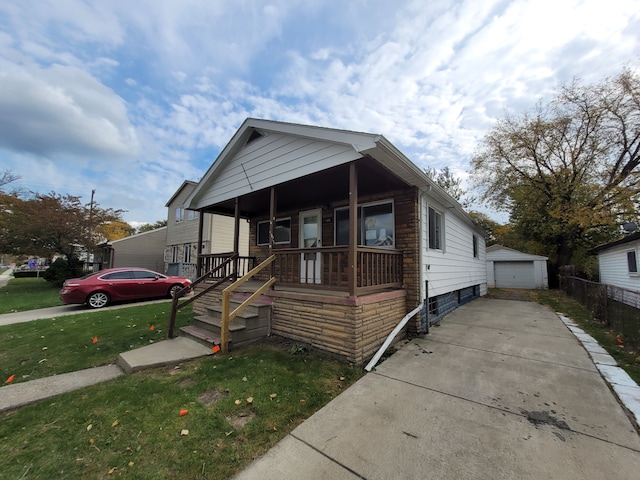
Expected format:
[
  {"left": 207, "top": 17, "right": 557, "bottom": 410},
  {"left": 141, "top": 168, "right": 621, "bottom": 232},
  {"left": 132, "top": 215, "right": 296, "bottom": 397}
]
[
  {"left": 87, "top": 291, "right": 110, "bottom": 309},
  {"left": 168, "top": 284, "right": 184, "bottom": 298}
]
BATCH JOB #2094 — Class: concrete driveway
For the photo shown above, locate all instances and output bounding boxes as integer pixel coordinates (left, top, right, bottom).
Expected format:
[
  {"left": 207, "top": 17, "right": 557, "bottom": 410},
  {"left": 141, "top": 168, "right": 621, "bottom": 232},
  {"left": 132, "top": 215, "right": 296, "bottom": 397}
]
[{"left": 236, "top": 297, "right": 640, "bottom": 479}]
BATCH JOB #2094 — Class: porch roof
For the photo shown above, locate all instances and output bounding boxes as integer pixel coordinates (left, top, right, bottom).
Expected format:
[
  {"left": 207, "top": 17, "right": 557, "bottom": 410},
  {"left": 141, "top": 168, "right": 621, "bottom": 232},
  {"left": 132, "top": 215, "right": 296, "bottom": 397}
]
[{"left": 185, "top": 118, "right": 473, "bottom": 224}]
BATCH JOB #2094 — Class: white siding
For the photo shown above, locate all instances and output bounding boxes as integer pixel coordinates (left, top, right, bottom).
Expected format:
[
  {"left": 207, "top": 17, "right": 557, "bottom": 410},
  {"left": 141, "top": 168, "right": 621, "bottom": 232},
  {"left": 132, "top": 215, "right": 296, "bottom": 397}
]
[
  {"left": 194, "top": 133, "right": 362, "bottom": 208},
  {"left": 598, "top": 241, "right": 640, "bottom": 292},
  {"left": 421, "top": 196, "right": 487, "bottom": 298}
]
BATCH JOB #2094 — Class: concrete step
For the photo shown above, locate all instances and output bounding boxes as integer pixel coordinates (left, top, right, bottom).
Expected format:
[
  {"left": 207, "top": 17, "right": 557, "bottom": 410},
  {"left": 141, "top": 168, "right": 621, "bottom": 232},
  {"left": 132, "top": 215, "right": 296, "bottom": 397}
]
[
  {"left": 205, "top": 305, "right": 258, "bottom": 320},
  {"left": 194, "top": 315, "right": 247, "bottom": 332},
  {"left": 180, "top": 325, "right": 222, "bottom": 348}
]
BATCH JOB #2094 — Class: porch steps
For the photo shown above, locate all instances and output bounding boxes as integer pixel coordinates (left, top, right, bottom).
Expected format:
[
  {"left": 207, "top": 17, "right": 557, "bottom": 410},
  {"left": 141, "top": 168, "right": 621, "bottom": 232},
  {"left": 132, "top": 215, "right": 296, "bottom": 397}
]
[{"left": 180, "top": 297, "right": 272, "bottom": 350}]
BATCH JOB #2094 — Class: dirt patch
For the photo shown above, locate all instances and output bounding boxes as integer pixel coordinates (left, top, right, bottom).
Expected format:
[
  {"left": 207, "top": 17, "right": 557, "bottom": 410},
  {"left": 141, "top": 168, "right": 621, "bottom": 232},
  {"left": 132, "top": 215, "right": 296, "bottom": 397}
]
[
  {"left": 177, "top": 378, "right": 196, "bottom": 388},
  {"left": 487, "top": 289, "right": 531, "bottom": 301},
  {"left": 226, "top": 411, "right": 255, "bottom": 430},
  {"left": 198, "top": 388, "right": 228, "bottom": 405}
]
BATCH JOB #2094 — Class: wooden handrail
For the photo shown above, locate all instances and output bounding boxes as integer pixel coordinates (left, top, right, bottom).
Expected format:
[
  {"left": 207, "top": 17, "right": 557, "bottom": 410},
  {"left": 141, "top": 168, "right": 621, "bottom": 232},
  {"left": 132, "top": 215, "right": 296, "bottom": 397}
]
[
  {"left": 220, "top": 255, "right": 276, "bottom": 352},
  {"left": 167, "top": 255, "right": 237, "bottom": 338}
]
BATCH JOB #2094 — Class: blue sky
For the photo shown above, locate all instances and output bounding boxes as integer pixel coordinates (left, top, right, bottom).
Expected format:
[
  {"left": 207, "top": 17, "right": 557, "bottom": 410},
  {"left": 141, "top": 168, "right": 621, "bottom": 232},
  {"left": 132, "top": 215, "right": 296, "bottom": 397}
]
[{"left": 1, "top": 0, "right": 639, "bottom": 227}]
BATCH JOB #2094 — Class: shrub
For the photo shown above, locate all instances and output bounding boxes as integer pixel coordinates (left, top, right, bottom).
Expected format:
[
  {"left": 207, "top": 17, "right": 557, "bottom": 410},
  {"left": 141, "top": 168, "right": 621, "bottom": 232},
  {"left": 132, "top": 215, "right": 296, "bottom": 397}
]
[{"left": 42, "top": 258, "right": 74, "bottom": 287}]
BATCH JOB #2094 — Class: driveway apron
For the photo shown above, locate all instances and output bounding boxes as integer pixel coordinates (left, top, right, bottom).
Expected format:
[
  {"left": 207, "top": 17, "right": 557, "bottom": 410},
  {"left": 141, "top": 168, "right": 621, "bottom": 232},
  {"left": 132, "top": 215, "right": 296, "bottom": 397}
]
[{"left": 235, "top": 297, "right": 640, "bottom": 480}]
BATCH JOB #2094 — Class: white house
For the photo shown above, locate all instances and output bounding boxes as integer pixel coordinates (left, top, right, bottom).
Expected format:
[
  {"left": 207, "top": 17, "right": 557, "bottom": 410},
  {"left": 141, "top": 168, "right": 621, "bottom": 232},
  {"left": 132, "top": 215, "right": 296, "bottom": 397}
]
[
  {"left": 179, "top": 118, "right": 487, "bottom": 363},
  {"left": 592, "top": 232, "right": 640, "bottom": 295},
  {"left": 486, "top": 245, "right": 549, "bottom": 289}
]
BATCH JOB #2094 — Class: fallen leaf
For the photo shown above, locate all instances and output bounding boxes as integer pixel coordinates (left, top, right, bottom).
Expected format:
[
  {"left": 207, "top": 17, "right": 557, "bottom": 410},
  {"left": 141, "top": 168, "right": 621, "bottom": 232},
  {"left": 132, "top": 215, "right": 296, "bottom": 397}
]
[
  {"left": 5, "top": 374, "right": 15, "bottom": 384},
  {"left": 300, "top": 399, "right": 306, "bottom": 404},
  {"left": 38, "top": 359, "right": 47, "bottom": 364},
  {"left": 42, "top": 347, "right": 48, "bottom": 351},
  {"left": 87, "top": 424, "right": 93, "bottom": 431},
  {"left": 234, "top": 399, "right": 241, "bottom": 405},
  {"left": 242, "top": 376, "right": 248, "bottom": 382},
  {"left": 246, "top": 397, "right": 253, "bottom": 404},
  {"left": 111, "top": 420, "right": 119, "bottom": 427},
  {"left": 108, "top": 467, "right": 116, "bottom": 475},
  {"left": 89, "top": 438, "right": 94, "bottom": 445},
  {"left": 225, "top": 430, "right": 233, "bottom": 436},
  {"left": 269, "top": 393, "right": 277, "bottom": 399},
  {"left": 128, "top": 461, "right": 135, "bottom": 467},
  {"left": 180, "top": 429, "right": 189, "bottom": 436},
  {"left": 339, "top": 376, "right": 345, "bottom": 381}
]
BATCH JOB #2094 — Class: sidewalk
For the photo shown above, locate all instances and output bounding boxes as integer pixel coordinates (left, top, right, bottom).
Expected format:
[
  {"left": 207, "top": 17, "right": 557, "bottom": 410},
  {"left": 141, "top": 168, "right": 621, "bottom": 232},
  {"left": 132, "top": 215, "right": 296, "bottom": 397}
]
[{"left": 235, "top": 298, "right": 640, "bottom": 479}]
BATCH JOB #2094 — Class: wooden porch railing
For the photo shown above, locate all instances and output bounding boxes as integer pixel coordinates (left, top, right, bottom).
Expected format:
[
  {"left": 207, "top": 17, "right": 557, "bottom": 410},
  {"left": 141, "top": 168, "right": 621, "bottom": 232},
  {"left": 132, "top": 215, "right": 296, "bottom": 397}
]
[
  {"left": 220, "top": 255, "right": 276, "bottom": 353},
  {"left": 198, "top": 253, "right": 256, "bottom": 280},
  {"left": 167, "top": 255, "right": 238, "bottom": 338},
  {"left": 273, "top": 246, "right": 402, "bottom": 293}
]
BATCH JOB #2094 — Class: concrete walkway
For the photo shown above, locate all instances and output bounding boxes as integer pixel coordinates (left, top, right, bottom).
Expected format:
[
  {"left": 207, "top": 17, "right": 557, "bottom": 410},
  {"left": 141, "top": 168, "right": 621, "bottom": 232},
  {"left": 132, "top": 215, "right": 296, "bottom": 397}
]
[{"left": 235, "top": 298, "right": 640, "bottom": 480}]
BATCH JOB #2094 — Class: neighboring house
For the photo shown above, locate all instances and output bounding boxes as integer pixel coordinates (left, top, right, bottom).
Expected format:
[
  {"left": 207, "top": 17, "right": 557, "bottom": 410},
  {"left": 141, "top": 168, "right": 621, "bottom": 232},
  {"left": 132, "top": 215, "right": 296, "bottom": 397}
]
[
  {"left": 100, "top": 227, "right": 167, "bottom": 272},
  {"left": 592, "top": 232, "right": 640, "bottom": 297},
  {"left": 165, "top": 180, "right": 249, "bottom": 280},
  {"left": 181, "top": 118, "right": 487, "bottom": 364},
  {"left": 486, "top": 245, "right": 549, "bottom": 289}
]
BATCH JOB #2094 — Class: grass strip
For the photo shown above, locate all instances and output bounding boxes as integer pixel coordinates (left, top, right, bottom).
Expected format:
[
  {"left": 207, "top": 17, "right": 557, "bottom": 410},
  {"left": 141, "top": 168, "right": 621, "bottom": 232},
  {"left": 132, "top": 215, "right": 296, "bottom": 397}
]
[{"left": 0, "top": 277, "right": 63, "bottom": 314}]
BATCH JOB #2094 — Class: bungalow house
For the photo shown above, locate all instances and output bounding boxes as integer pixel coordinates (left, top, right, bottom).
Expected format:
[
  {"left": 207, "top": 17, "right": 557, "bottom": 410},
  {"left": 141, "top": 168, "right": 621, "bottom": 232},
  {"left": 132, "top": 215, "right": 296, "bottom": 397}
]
[
  {"left": 165, "top": 180, "right": 249, "bottom": 280},
  {"left": 177, "top": 118, "right": 487, "bottom": 364}
]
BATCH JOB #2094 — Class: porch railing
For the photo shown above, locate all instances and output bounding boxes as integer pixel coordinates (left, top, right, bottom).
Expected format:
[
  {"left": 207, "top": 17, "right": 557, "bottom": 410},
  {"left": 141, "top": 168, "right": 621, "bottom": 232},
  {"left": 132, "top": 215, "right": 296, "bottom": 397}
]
[
  {"left": 198, "top": 253, "right": 256, "bottom": 280},
  {"left": 272, "top": 246, "right": 402, "bottom": 293}
]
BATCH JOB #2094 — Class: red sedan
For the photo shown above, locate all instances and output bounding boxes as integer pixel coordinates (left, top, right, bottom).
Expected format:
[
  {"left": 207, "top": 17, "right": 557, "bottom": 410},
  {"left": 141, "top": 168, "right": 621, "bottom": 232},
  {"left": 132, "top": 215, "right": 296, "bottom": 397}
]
[{"left": 60, "top": 268, "right": 192, "bottom": 309}]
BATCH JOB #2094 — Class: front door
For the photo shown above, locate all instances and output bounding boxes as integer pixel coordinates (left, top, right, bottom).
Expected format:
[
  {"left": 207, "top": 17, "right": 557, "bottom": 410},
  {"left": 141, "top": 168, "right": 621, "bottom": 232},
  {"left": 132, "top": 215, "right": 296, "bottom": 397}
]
[{"left": 299, "top": 209, "right": 322, "bottom": 284}]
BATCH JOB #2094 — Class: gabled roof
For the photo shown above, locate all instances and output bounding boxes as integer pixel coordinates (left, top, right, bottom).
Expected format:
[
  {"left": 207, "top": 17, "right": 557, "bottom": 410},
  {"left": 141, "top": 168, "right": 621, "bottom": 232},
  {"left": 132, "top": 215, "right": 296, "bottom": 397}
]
[
  {"left": 591, "top": 232, "right": 640, "bottom": 254},
  {"left": 185, "top": 118, "right": 478, "bottom": 229},
  {"left": 486, "top": 245, "right": 548, "bottom": 261},
  {"left": 165, "top": 180, "right": 198, "bottom": 207}
]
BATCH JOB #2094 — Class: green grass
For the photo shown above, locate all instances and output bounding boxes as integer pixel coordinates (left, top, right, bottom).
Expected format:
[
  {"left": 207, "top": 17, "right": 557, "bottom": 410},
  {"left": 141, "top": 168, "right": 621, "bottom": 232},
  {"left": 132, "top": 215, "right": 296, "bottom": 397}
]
[
  {"left": 1, "top": 341, "right": 362, "bottom": 479},
  {"left": 1, "top": 303, "right": 193, "bottom": 384},
  {"left": 0, "top": 277, "right": 63, "bottom": 313},
  {"left": 529, "top": 289, "right": 640, "bottom": 385}
]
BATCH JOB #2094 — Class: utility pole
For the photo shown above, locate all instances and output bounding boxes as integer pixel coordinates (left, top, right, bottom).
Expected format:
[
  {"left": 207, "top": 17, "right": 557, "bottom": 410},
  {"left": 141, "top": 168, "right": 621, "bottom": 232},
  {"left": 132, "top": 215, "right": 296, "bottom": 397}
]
[{"left": 88, "top": 189, "right": 96, "bottom": 270}]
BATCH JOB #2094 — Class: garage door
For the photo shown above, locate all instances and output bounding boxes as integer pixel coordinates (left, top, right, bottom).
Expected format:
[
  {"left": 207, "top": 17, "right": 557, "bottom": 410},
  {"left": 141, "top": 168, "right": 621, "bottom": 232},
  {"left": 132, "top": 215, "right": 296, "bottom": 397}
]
[{"left": 494, "top": 261, "right": 535, "bottom": 289}]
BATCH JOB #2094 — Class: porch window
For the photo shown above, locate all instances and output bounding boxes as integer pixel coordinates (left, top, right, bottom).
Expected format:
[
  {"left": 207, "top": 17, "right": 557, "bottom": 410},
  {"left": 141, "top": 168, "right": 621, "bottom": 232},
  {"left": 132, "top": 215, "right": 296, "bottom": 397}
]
[
  {"left": 335, "top": 200, "right": 394, "bottom": 247},
  {"left": 257, "top": 218, "right": 291, "bottom": 245},
  {"left": 187, "top": 209, "right": 198, "bottom": 220},
  {"left": 628, "top": 250, "right": 638, "bottom": 274},
  {"left": 175, "top": 207, "right": 184, "bottom": 223},
  {"left": 428, "top": 207, "right": 443, "bottom": 250}
]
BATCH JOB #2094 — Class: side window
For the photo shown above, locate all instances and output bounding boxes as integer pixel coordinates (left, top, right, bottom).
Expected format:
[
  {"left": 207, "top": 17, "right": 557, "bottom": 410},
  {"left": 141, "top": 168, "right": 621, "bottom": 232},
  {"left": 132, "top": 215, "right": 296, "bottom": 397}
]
[
  {"left": 132, "top": 270, "right": 159, "bottom": 279},
  {"left": 101, "top": 271, "right": 132, "bottom": 280},
  {"left": 628, "top": 250, "right": 638, "bottom": 274},
  {"left": 175, "top": 207, "right": 184, "bottom": 223},
  {"left": 171, "top": 246, "right": 179, "bottom": 263},
  {"left": 428, "top": 207, "right": 443, "bottom": 250},
  {"left": 472, "top": 234, "right": 478, "bottom": 258},
  {"left": 187, "top": 210, "right": 198, "bottom": 220},
  {"left": 184, "top": 244, "right": 192, "bottom": 263}
]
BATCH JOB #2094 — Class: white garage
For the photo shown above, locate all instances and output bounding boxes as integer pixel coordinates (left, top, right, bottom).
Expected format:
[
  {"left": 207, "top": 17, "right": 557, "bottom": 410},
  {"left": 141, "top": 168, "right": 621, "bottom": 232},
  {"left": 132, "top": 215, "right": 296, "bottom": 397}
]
[{"left": 486, "top": 245, "right": 549, "bottom": 289}]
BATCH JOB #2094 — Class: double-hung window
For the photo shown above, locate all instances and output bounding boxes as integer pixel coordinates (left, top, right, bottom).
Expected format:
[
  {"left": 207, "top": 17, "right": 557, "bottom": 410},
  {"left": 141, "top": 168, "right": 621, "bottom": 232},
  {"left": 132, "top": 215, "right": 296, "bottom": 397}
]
[
  {"left": 428, "top": 207, "right": 443, "bottom": 250},
  {"left": 175, "top": 207, "right": 184, "bottom": 223},
  {"left": 184, "top": 244, "right": 192, "bottom": 263}
]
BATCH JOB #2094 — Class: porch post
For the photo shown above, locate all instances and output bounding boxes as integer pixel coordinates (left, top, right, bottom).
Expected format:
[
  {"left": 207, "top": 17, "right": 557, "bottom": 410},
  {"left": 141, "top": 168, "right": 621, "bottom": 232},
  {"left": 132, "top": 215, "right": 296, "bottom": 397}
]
[
  {"left": 348, "top": 162, "right": 358, "bottom": 296},
  {"left": 197, "top": 209, "right": 204, "bottom": 277},
  {"left": 234, "top": 197, "right": 240, "bottom": 280},
  {"left": 269, "top": 187, "right": 276, "bottom": 279}
]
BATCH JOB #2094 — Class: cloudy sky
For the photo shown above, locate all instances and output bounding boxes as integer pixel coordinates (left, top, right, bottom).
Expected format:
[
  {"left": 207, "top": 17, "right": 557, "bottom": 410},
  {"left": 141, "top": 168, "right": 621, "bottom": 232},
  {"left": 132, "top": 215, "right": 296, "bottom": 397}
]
[{"left": 1, "top": 0, "right": 639, "bottom": 226}]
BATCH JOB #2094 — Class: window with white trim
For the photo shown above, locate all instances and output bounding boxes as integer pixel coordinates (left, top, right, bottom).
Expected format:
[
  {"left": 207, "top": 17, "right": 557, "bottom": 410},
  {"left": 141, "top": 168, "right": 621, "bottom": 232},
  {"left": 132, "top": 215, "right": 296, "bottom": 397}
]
[
  {"left": 171, "top": 246, "right": 179, "bottom": 263},
  {"left": 628, "top": 250, "right": 638, "bottom": 274},
  {"left": 175, "top": 207, "right": 184, "bottom": 223},
  {"left": 428, "top": 207, "right": 443, "bottom": 250},
  {"left": 187, "top": 209, "right": 198, "bottom": 220},
  {"left": 257, "top": 218, "right": 291, "bottom": 245},
  {"left": 184, "top": 244, "right": 192, "bottom": 263}
]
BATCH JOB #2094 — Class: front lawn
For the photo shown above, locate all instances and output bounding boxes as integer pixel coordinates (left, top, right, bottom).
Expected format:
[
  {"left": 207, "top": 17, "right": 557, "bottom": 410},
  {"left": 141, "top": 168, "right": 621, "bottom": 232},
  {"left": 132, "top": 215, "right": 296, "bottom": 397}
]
[
  {"left": 1, "top": 303, "right": 193, "bottom": 384},
  {"left": 1, "top": 331, "right": 362, "bottom": 479},
  {"left": 0, "top": 277, "right": 63, "bottom": 313}
]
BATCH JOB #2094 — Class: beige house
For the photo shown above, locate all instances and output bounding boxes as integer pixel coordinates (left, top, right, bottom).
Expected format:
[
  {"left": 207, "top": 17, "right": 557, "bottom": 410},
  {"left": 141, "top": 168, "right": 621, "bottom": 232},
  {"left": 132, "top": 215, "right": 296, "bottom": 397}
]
[
  {"left": 101, "top": 226, "right": 167, "bottom": 272},
  {"left": 165, "top": 180, "right": 249, "bottom": 280}
]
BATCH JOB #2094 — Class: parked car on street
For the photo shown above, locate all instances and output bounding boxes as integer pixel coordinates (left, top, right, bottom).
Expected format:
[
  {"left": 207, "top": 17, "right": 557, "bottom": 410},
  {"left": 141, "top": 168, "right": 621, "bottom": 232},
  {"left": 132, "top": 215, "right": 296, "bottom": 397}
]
[{"left": 60, "top": 268, "right": 192, "bottom": 309}]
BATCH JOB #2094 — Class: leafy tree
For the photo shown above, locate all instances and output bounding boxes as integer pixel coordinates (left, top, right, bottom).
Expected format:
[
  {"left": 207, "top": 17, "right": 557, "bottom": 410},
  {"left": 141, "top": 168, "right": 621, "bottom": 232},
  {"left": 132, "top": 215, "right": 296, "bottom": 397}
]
[
  {"left": 0, "top": 192, "right": 124, "bottom": 278},
  {"left": 137, "top": 219, "right": 168, "bottom": 234},
  {"left": 472, "top": 67, "right": 640, "bottom": 271},
  {"left": 97, "top": 220, "right": 135, "bottom": 241},
  {"left": 424, "top": 166, "right": 476, "bottom": 209}
]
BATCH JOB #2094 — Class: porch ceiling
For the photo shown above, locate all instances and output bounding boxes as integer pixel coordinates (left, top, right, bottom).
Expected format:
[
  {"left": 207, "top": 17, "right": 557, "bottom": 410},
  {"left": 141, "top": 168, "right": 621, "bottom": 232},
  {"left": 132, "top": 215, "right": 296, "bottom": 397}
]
[{"left": 203, "top": 157, "right": 410, "bottom": 218}]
